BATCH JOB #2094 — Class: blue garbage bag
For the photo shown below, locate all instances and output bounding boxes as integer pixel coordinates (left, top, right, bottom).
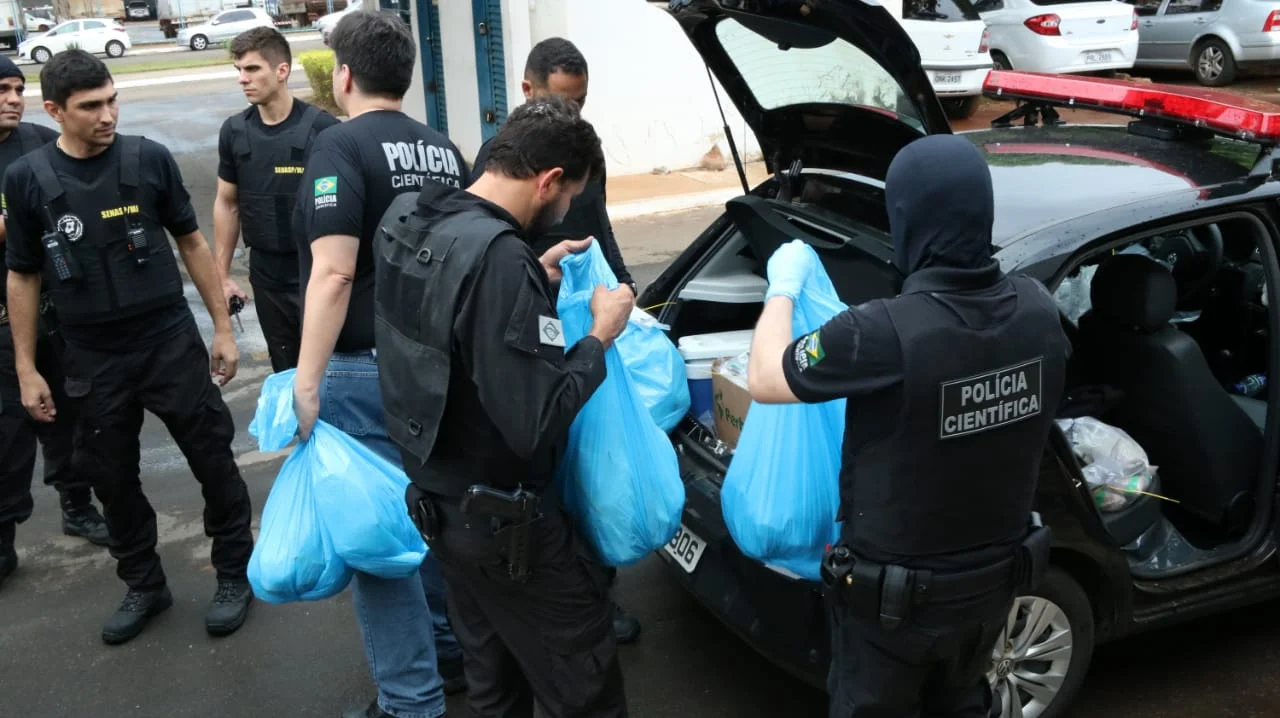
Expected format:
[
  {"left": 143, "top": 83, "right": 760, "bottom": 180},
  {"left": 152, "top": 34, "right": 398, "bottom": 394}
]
[
  {"left": 615, "top": 309, "right": 691, "bottom": 433},
  {"left": 554, "top": 240, "right": 686, "bottom": 566},
  {"left": 248, "top": 368, "right": 299, "bottom": 452},
  {"left": 720, "top": 241, "right": 847, "bottom": 581}
]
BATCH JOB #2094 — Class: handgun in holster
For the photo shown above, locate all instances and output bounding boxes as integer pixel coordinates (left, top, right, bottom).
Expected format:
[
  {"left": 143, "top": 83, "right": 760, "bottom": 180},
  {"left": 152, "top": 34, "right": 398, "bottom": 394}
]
[
  {"left": 409, "top": 492, "right": 441, "bottom": 544},
  {"left": 820, "top": 544, "right": 904, "bottom": 630},
  {"left": 1016, "top": 511, "right": 1053, "bottom": 593},
  {"left": 461, "top": 485, "right": 544, "bottom": 583}
]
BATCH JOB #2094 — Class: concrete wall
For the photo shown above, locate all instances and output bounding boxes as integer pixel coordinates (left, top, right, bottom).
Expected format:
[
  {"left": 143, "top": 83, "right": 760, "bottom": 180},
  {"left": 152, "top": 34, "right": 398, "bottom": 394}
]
[{"left": 407, "top": 0, "right": 763, "bottom": 175}]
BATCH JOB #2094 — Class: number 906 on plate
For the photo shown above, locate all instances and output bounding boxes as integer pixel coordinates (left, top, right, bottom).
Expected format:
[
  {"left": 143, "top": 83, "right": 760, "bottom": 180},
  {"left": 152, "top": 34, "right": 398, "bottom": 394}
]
[{"left": 663, "top": 523, "right": 707, "bottom": 573}]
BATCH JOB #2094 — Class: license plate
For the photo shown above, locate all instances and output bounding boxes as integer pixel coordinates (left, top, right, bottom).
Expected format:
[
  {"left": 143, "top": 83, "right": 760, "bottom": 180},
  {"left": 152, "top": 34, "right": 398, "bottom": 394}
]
[
  {"left": 1085, "top": 51, "right": 1113, "bottom": 64},
  {"left": 663, "top": 523, "right": 707, "bottom": 574},
  {"left": 934, "top": 72, "right": 963, "bottom": 85}
]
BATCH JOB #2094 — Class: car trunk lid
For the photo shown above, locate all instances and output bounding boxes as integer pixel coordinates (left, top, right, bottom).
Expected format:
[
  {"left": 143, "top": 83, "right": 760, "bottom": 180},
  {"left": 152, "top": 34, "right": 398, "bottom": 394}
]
[
  {"left": 650, "top": 0, "right": 952, "bottom": 181},
  {"left": 1029, "top": 0, "right": 1136, "bottom": 41}
]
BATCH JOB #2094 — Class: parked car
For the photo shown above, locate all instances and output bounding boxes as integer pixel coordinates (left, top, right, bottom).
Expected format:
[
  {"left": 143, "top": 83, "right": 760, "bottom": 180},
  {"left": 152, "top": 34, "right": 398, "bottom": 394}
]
[
  {"left": 316, "top": 0, "right": 361, "bottom": 44},
  {"left": 644, "top": 2, "right": 1280, "bottom": 717},
  {"left": 973, "top": 0, "right": 1139, "bottom": 73},
  {"left": 890, "top": 0, "right": 994, "bottom": 119},
  {"left": 1127, "top": 0, "right": 1280, "bottom": 86},
  {"left": 18, "top": 17, "right": 132, "bottom": 64},
  {"left": 125, "top": 0, "right": 156, "bottom": 20},
  {"left": 176, "top": 7, "right": 275, "bottom": 51}
]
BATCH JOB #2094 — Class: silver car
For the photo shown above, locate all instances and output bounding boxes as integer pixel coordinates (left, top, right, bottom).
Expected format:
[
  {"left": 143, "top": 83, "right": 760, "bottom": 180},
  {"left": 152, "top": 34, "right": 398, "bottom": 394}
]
[
  {"left": 1127, "top": 0, "right": 1280, "bottom": 85},
  {"left": 176, "top": 7, "right": 276, "bottom": 51}
]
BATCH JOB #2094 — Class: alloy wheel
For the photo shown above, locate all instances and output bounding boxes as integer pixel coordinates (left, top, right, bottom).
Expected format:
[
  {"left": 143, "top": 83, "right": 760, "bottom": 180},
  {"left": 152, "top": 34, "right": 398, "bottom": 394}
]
[{"left": 988, "top": 595, "right": 1074, "bottom": 718}]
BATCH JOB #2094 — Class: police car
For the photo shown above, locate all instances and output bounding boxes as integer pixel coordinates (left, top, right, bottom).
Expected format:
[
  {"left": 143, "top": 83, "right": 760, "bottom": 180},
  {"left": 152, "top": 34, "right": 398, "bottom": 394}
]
[{"left": 641, "top": 2, "right": 1280, "bottom": 716}]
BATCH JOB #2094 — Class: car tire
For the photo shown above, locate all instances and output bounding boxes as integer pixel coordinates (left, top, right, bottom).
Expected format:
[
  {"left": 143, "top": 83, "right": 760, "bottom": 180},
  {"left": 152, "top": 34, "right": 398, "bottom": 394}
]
[
  {"left": 942, "top": 97, "right": 980, "bottom": 121},
  {"left": 31, "top": 46, "right": 50, "bottom": 64},
  {"left": 988, "top": 567, "right": 1094, "bottom": 718},
  {"left": 992, "top": 51, "right": 1012, "bottom": 71},
  {"left": 1193, "top": 37, "right": 1236, "bottom": 87},
  {"left": 105, "top": 40, "right": 125, "bottom": 58},
  {"left": 190, "top": 34, "right": 208, "bottom": 51}
]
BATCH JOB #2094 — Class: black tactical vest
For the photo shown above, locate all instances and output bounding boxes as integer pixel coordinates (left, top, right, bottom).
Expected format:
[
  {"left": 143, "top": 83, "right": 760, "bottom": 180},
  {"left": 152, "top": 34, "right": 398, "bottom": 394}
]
[
  {"left": 372, "top": 192, "right": 512, "bottom": 493},
  {"left": 229, "top": 104, "right": 321, "bottom": 254},
  {"left": 28, "top": 136, "right": 184, "bottom": 324},
  {"left": 16, "top": 124, "right": 43, "bottom": 154},
  {"left": 841, "top": 275, "right": 1068, "bottom": 559}
]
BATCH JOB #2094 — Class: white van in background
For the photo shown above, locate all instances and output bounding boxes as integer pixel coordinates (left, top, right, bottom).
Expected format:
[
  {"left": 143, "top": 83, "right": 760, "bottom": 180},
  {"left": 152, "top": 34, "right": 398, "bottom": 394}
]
[{"left": 884, "top": 0, "right": 995, "bottom": 120}]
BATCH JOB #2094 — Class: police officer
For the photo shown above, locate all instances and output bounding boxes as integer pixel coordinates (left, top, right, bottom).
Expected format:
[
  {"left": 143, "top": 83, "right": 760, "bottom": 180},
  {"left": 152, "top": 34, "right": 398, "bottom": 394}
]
[
  {"left": 468, "top": 36, "right": 641, "bottom": 643},
  {"left": 214, "top": 26, "right": 339, "bottom": 373},
  {"left": 0, "top": 54, "right": 109, "bottom": 589},
  {"left": 3, "top": 50, "right": 255, "bottom": 645},
  {"left": 290, "top": 12, "right": 465, "bottom": 718},
  {"left": 376, "top": 95, "right": 634, "bottom": 718},
  {"left": 746, "top": 134, "right": 1068, "bottom": 717}
]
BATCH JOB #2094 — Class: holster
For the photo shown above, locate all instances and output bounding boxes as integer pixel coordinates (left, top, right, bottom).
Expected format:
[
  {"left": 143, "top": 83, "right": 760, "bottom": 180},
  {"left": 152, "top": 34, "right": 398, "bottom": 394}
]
[
  {"left": 406, "top": 482, "right": 547, "bottom": 584},
  {"left": 1015, "top": 513, "right": 1053, "bottom": 593},
  {"left": 821, "top": 545, "right": 918, "bottom": 633}
]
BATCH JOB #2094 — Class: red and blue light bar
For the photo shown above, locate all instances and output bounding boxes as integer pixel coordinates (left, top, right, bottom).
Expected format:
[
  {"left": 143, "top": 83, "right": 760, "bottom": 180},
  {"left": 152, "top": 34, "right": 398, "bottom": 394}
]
[{"left": 983, "top": 70, "right": 1280, "bottom": 144}]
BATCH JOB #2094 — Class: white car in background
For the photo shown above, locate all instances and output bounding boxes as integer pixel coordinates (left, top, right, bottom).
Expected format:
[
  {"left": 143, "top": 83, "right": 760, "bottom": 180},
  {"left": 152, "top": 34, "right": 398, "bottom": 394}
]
[
  {"left": 18, "top": 18, "right": 132, "bottom": 64},
  {"left": 316, "top": 0, "right": 362, "bottom": 45},
  {"left": 889, "top": 0, "right": 995, "bottom": 120},
  {"left": 975, "top": 0, "right": 1140, "bottom": 73},
  {"left": 177, "top": 7, "right": 275, "bottom": 51}
]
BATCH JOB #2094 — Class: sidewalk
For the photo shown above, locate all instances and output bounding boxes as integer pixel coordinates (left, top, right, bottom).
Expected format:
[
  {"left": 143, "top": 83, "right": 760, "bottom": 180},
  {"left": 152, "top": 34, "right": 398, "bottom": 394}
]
[
  {"left": 11, "top": 30, "right": 321, "bottom": 66},
  {"left": 605, "top": 161, "right": 770, "bottom": 221}
]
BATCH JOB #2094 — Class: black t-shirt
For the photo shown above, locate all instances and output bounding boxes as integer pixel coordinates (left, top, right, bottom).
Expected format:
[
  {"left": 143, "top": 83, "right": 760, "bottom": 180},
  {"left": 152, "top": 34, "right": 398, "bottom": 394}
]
[
  {"left": 217, "top": 99, "right": 341, "bottom": 291},
  {"left": 4, "top": 136, "right": 198, "bottom": 351},
  {"left": 295, "top": 109, "right": 465, "bottom": 352},
  {"left": 0, "top": 122, "right": 58, "bottom": 304}
]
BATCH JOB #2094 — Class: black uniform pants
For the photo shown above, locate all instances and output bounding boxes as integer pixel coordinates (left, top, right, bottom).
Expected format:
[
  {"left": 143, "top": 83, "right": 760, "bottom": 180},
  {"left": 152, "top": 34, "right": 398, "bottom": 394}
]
[
  {"left": 0, "top": 322, "right": 88, "bottom": 536},
  {"left": 61, "top": 320, "right": 254, "bottom": 591},
  {"left": 249, "top": 279, "right": 302, "bottom": 373},
  {"left": 412, "top": 487, "right": 628, "bottom": 718},
  {"left": 826, "top": 583, "right": 1011, "bottom": 718}
]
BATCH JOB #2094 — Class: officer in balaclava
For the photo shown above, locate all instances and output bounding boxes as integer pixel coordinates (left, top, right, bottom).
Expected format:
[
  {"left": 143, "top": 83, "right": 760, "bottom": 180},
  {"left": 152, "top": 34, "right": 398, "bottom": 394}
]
[{"left": 746, "top": 133, "right": 1070, "bottom": 716}]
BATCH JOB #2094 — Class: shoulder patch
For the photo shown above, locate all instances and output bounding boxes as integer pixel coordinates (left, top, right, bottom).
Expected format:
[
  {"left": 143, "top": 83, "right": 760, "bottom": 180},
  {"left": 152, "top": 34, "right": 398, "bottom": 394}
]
[{"left": 792, "top": 330, "right": 825, "bottom": 372}]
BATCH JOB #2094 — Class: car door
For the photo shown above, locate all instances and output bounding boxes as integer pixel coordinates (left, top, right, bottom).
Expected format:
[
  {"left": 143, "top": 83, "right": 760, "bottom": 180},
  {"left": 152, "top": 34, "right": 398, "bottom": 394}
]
[
  {"left": 77, "top": 19, "right": 110, "bottom": 54},
  {"left": 1142, "top": 0, "right": 1224, "bottom": 63},
  {"left": 44, "top": 21, "right": 80, "bottom": 53},
  {"left": 211, "top": 10, "right": 249, "bottom": 42}
]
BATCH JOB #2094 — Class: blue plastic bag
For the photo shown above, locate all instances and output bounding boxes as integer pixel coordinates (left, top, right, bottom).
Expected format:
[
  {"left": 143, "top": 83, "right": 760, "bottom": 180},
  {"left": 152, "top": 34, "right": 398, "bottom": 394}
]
[
  {"left": 720, "top": 241, "right": 847, "bottom": 580},
  {"left": 554, "top": 240, "right": 686, "bottom": 566},
  {"left": 248, "top": 369, "right": 427, "bottom": 581},
  {"left": 615, "top": 309, "right": 691, "bottom": 433}
]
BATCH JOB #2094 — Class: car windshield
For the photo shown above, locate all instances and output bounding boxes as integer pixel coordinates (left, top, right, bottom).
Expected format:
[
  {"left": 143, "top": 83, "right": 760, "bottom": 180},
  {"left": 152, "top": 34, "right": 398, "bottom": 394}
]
[
  {"left": 903, "top": 0, "right": 983, "bottom": 21},
  {"left": 713, "top": 17, "right": 925, "bottom": 132}
]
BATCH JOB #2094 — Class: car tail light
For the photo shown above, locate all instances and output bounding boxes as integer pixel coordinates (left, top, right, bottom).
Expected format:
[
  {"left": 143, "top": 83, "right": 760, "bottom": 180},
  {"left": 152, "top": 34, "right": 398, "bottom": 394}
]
[
  {"left": 979, "top": 28, "right": 990, "bottom": 53},
  {"left": 1264, "top": 9, "right": 1280, "bottom": 31},
  {"left": 114, "top": 26, "right": 127, "bottom": 32},
  {"left": 1024, "top": 13, "right": 1061, "bottom": 35},
  {"left": 983, "top": 70, "right": 1280, "bottom": 142},
  {"left": 1131, "top": 9, "right": 1139, "bottom": 30}
]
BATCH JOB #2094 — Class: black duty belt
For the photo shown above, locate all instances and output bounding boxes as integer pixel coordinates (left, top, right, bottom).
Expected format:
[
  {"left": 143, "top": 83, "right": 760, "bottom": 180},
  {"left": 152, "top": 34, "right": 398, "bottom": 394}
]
[
  {"left": 822, "top": 518, "right": 1052, "bottom": 633},
  {"left": 409, "top": 484, "right": 556, "bottom": 583}
]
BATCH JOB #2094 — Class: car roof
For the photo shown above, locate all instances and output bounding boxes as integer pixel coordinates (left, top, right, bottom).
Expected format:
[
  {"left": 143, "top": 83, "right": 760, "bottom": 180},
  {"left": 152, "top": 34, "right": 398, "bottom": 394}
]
[{"left": 967, "top": 124, "right": 1280, "bottom": 267}]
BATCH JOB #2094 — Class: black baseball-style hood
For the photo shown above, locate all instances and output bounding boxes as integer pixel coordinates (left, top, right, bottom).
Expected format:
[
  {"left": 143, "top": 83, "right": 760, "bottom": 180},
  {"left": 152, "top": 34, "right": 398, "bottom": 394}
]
[
  {"left": 886, "top": 134, "right": 996, "bottom": 277},
  {"left": 651, "top": 0, "right": 951, "bottom": 180}
]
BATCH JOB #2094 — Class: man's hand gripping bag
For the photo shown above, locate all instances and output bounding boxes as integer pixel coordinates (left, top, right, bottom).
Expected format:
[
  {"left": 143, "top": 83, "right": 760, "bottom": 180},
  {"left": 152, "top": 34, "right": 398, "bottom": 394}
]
[
  {"left": 554, "top": 240, "right": 686, "bottom": 566},
  {"left": 247, "top": 370, "right": 353, "bottom": 603},
  {"left": 721, "top": 241, "right": 847, "bottom": 581}
]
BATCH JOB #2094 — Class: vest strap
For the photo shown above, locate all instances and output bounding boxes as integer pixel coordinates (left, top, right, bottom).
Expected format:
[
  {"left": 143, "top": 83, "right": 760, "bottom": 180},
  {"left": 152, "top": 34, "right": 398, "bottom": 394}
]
[
  {"left": 16, "top": 124, "right": 42, "bottom": 154},
  {"left": 230, "top": 110, "right": 251, "bottom": 157}
]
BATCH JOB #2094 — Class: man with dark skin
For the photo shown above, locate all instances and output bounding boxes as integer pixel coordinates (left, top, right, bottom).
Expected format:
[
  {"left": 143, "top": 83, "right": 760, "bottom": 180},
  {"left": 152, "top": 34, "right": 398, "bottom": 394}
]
[
  {"left": 0, "top": 54, "right": 108, "bottom": 591},
  {"left": 469, "top": 35, "right": 642, "bottom": 645}
]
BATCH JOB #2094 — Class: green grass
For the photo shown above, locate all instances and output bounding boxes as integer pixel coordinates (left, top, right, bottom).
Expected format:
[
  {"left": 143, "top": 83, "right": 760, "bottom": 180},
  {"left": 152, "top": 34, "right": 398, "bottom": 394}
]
[{"left": 110, "top": 52, "right": 235, "bottom": 75}]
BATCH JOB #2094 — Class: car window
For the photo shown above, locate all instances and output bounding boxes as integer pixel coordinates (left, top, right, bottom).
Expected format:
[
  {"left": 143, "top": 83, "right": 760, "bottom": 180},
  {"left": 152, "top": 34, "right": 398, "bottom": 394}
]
[
  {"left": 902, "top": 0, "right": 983, "bottom": 21},
  {"left": 82, "top": 20, "right": 105, "bottom": 30},
  {"left": 714, "top": 17, "right": 925, "bottom": 132},
  {"left": 1120, "top": 0, "right": 1163, "bottom": 16},
  {"left": 218, "top": 10, "right": 250, "bottom": 23},
  {"left": 1165, "top": 0, "right": 1222, "bottom": 14}
]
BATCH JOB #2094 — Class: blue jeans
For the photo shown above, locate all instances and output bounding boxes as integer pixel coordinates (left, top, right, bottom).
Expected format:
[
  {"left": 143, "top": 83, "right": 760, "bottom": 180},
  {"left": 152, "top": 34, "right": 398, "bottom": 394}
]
[{"left": 319, "top": 350, "right": 460, "bottom": 718}]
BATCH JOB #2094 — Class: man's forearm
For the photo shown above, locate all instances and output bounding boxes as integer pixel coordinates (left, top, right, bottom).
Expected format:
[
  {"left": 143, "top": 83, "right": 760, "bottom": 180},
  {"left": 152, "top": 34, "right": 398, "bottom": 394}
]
[
  {"left": 6, "top": 271, "right": 42, "bottom": 375},
  {"left": 176, "top": 231, "right": 233, "bottom": 334},
  {"left": 212, "top": 197, "right": 240, "bottom": 279},
  {"left": 748, "top": 296, "right": 796, "bottom": 403},
  {"left": 295, "top": 271, "right": 351, "bottom": 395}
]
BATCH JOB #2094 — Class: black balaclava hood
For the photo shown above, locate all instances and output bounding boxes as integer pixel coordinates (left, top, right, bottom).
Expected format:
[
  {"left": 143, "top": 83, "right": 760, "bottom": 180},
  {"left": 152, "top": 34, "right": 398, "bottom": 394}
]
[
  {"left": 0, "top": 55, "right": 22, "bottom": 83},
  {"left": 885, "top": 134, "right": 995, "bottom": 276}
]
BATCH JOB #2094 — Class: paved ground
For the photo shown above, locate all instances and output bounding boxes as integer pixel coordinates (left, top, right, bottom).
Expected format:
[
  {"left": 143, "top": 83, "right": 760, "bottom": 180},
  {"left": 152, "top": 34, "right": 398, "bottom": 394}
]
[{"left": 5, "top": 67, "right": 1280, "bottom": 718}]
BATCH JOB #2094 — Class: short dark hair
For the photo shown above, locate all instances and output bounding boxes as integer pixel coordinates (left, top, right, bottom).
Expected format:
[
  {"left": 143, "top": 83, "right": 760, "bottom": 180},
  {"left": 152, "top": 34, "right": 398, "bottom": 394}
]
[
  {"left": 524, "top": 37, "right": 588, "bottom": 87},
  {"left": 484, "top": 94, "right": 605, "bottom": 185},
  {"left": 329, "top": 11, "right": 415, "bottom": 99},
  {"left": 40, "top": 49, "right": 112, "bottom": 106},
  {"left": 230, "top": 26, "right": 292, "bottom": 68}
]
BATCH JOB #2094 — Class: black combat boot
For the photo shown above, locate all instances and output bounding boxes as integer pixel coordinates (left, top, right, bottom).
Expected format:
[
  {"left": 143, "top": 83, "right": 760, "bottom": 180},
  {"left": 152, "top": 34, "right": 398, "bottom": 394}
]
[
  {"left": 613, "top": 601, "right": 641, "bottom": 644},
  {"left": 205, "top": 579, "right": 253, "bottom": 636},
  {"left": 342, "top": 700, "right": 393, "bottom": 718},
  {"left": 0, "top": 523, "right": 17, "bottom": 590},
  {"left": 102, "top": 586, "right": 173, "bottom": 645},
  {"left": 60, "top": 495, "right": 110, "bottom": 547}
]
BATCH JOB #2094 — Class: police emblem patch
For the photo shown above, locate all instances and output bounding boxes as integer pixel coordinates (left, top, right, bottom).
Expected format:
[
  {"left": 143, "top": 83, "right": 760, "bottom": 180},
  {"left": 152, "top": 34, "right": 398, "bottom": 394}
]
[
  {"left": 793, "top": 330, "right": 825, "bottom": 372},
  {"left": 56, "top": 213, "right": 84, "bottom": 243},
  {"left": 314, "top": 176, "right": 337, "bottom": 196}
]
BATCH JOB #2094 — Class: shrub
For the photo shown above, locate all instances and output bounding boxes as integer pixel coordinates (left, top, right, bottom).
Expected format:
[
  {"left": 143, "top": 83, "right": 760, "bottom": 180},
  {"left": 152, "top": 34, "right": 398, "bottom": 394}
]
[{"left": 298, "top": 49, "right": 337, "bottom": 114}]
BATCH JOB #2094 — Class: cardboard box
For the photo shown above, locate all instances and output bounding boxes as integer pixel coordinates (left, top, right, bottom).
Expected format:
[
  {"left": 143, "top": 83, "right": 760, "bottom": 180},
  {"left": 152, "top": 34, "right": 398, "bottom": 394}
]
[{"left": 712, "top": 359, "right": 752, "bottom": 450}]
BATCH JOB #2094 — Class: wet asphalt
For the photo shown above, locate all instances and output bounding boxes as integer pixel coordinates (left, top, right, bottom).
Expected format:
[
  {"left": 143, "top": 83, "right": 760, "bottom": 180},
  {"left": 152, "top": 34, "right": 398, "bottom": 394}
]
[{"left": 2, "top": 74, "right": 1280, "bottom": 718}]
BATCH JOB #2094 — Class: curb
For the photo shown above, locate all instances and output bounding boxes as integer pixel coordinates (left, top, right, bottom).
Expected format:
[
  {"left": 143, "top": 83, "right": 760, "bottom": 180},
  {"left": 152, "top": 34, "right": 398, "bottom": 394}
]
[{"left": 606, "top": 187, "right": 740, "bottom": 222}]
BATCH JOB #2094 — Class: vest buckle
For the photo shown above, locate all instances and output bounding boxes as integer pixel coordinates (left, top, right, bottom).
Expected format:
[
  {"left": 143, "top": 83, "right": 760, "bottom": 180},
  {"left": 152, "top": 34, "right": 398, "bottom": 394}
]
[{"left": 416, "top": 247, "right": 433, "bottom": 265}]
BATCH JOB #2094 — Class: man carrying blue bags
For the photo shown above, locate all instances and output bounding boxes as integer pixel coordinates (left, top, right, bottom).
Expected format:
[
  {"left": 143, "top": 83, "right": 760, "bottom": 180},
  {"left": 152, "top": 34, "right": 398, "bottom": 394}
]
[
  {"left": 372, "top": 95, "right": 634, "bottom": 718},
  {"left": 747, "top": 134, "right": 1071, "bottom": 717}
]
